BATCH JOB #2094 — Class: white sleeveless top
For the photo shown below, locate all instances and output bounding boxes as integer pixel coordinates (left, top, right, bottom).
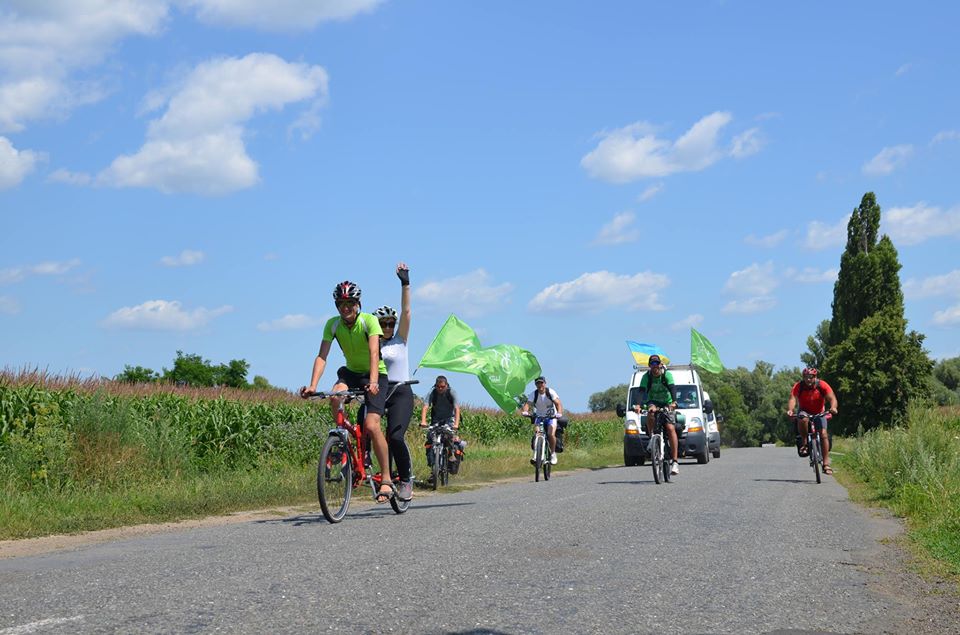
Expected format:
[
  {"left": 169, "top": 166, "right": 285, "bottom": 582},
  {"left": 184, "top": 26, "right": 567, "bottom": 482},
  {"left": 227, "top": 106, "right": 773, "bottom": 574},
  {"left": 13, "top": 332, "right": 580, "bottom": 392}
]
[{"left": 380, "top": 335, "right": 410, "bottom": 382}]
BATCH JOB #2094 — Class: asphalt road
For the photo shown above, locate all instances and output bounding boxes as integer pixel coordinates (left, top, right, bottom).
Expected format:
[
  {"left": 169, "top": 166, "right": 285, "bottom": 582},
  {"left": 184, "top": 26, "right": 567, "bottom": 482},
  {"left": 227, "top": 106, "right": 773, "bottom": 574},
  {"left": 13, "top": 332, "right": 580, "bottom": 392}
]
[{"left": 0, "top": 447, "right": 949, "bottom": 634}]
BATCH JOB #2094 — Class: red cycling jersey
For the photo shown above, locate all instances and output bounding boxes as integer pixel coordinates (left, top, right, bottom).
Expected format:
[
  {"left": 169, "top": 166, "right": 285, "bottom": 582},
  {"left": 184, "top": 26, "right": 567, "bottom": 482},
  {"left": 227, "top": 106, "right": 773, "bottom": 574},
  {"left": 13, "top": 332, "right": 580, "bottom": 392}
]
[{"left": 791, "top": 379, "right": 833, "bottom": 414}]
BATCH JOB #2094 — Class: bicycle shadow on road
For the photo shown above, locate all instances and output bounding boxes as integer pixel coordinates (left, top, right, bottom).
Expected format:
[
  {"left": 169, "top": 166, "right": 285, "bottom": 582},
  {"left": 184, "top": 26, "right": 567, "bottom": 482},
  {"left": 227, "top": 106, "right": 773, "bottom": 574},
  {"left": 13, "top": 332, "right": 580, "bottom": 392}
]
[
  {"left": 596, "top": 480, "right": 665, "bottom": 486},
  {"left": 752, "top": 478, "right": 825, "bottom": 485}
]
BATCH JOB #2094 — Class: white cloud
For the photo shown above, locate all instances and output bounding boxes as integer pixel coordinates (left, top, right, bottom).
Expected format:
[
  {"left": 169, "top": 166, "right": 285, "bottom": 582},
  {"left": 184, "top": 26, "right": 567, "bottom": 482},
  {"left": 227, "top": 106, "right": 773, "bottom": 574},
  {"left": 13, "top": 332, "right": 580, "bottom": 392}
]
[
  {"left": 160, "top": 249, "right": 205, "bottom": 267},
  {"left": 903, "top": 270, "right": 960, "bottom": 299},
  {"left": 581, "top": 111, "right": 741, "bottom": 183},
  {"left": 723, "top": 262, "right": 778, "bottom": 297},
  {"left": 0, "top": 296, "right": 20, "bottom": 314},
  {"left": 528, "top": 270, "right": 670, "bottom": 313},
  {"left": 0, "top": 259, "right": 82, "bottom": 285},
  {"left": 97, "top": 53, "right": 329, "bottom": 195},
  {"left": 931, "top": 130, "right": 960, "bottom": 145},
  {"left": 47, "top": 168, "right": 92, "bottom": 185},
  {"left": 414, "top": 269, "right": 514, "bottom": 318},
  {"left": 884, "top": 203, "right": 960, "bottom": 246},
  {"left": 592, "top": 211, "right": 639, "bottom": 245},
  {"left": 722, "top": 297, "right": 777, "bottom": 314},
  {"left": 933, "top": 304, "right": 960, "bottom": 326},
  {"left": 862, "top": 144, "right": 913, "bottom": 176},
  {"left": 257, "top": 313, "right": 324, "bottom": 331},
  {"left": 185, "top": 0, "right": 383, "bottom": 31},
  {"left": 102, "top": 299, "right": 232, "bottom": 330},
  {"left": 784, "top": 267, "right": 838, "bottom": 284},
  {"left": 0, "top": 1, "right": 168, "bottom": 133},
  {"left": 637, "top": 182, "right": 664, "bottom": 203},
  {"left": 804, "top": 214, "right": 850, "bottom": 250},
  {"left": 0, "top": 136, "right": 42, "bottom": 189},
  {"left": 895, "top": 63, "right": 911, "bottom": 77},
  {"left": 721, "top": 262, "right": 777, "bottom": 314},
  {"left": 744, "top": 230, "right": 787, "bottom": 248},
  {"left": 671, "top": 314, "right": 703, "bottom": 331},
  {"left": 730, "top": 127, "right": 763, "bottom": 158}
]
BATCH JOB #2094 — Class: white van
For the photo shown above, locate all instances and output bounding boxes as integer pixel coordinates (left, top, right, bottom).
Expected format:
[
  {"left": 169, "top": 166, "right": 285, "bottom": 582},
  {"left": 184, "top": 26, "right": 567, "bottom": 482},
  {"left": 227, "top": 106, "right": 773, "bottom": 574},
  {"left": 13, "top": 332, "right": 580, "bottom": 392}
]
[{"left": 617, "top": 364, "right": 715, "bottom": 465}]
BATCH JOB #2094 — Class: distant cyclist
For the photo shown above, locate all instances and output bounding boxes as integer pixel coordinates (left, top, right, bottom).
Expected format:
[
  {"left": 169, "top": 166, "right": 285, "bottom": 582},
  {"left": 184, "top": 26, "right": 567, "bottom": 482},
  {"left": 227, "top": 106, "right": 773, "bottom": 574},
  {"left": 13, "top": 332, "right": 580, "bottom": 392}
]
[
  {"left": 521, "top": 376, "right": 563, "bottom": 465},
  {"left": 639, "top": 355, "right": 679, "bottom": 475},
  {"left": 373, "top": 262, "right": 414, "bottom": 502},
  {"left": 420, "top": 376, "right": 464, "bottom": 478},
  {"left": 786, "top": 367, "right": 839, "bottom": 475},
  {"left": 300, "top": 281, "right": 393, "bottom": 503}
]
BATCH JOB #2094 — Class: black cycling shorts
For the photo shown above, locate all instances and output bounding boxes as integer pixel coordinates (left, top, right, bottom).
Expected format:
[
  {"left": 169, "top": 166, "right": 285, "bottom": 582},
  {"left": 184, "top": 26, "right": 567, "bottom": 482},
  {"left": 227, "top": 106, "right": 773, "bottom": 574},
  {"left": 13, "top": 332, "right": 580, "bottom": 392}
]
[{"left": 335, "top": 366, "right": 388, "bottom": 415}]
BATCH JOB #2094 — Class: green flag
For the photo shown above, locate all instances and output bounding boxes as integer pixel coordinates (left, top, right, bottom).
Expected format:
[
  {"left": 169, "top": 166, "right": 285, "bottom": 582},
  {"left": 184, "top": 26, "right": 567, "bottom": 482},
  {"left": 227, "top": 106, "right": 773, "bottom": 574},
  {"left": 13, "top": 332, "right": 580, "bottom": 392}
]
[
  {"left": 419, "top": 315, "right": 541, "bottom": 412},
  {"left": 690, "top": 328, "right": 724, "bottom": 373}
]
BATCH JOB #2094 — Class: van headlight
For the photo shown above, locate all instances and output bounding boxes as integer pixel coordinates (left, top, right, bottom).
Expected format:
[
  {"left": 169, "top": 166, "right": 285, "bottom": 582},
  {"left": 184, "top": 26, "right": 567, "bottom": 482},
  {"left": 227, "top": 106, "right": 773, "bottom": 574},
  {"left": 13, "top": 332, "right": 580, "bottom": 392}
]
[
  {"left": 687, "top": 417, "right": 703, "bottom": 433},
  {"left": 625, "top": 421, "right": 640, "bottom": 434}
]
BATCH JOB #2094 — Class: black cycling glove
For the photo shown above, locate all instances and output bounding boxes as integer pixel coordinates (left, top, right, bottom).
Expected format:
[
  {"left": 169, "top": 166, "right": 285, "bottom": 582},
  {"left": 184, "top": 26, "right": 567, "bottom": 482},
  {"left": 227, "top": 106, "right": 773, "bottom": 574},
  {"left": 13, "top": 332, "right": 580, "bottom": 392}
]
[{"left": 397, "top": 267, "right": 410, "bottom": 287}]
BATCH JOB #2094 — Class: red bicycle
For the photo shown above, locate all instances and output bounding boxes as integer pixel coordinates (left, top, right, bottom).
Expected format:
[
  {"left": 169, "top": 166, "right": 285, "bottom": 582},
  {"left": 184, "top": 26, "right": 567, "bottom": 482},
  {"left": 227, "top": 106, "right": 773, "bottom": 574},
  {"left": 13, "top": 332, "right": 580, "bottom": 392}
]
[{"left": 305, "top": 379, "right": 418, "bottom": 523}]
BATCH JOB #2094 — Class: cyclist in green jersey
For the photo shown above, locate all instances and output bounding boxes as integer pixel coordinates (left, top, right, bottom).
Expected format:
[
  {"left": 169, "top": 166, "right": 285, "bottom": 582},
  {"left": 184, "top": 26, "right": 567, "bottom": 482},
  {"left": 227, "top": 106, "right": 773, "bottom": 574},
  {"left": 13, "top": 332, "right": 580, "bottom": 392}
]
[
  {"left": 640, "top": 354, "right": 680, "bottom": 476},
  {"left": 301, "top": 281, "right": 394, "bottom": 503}
]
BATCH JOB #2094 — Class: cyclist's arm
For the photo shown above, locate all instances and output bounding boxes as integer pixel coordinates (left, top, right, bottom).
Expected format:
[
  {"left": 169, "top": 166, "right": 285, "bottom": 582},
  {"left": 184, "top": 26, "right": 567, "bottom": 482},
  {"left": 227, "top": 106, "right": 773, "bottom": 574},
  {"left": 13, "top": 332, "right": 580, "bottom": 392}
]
[
  {"left": 421, "top": 392, "right": 430, "bottom": 425},
  {"left": 553, "top": 396, "right": 563, "bottom": 418},
  {"left": 786, "top": 393, "right": 797, "bottom": 416},
  {"left": 454, "top": 404, "right": 461, "bottom": 430},
  {"left": 366, "top": 333, "right": 381, "bottom": 393},
  {"left": 305, "top": 340, "right": 332, "bottom": 393},
  {"left": 826, "top": 388, "right": 838, "bottom": 414},
  {"left": 397, "top": 271, "right": 411, "bottom": 343},
  {"left": 666, "top": 381, "right": 677, "bottom": 408}
]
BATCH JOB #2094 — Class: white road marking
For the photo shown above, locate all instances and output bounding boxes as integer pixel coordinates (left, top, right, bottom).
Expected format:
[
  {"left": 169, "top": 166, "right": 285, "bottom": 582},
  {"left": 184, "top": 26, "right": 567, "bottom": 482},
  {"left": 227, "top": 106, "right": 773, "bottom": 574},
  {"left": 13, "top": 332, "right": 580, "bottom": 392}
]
[{"left": 0, "top": 616, "right": 85, "bottom": 634}]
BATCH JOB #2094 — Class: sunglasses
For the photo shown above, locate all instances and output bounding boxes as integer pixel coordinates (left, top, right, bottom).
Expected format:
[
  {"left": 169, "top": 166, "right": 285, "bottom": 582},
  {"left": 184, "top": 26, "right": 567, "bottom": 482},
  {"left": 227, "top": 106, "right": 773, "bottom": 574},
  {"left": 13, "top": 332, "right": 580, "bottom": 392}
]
[
  {"left": 379, "top": 320, "right": 396, "bottom": 327},
  {"left": 336, "top": 300, "right": 358, "bottom": 308},
  {"left": 649, "top": 361, "right": 661, "bottom": 367}
]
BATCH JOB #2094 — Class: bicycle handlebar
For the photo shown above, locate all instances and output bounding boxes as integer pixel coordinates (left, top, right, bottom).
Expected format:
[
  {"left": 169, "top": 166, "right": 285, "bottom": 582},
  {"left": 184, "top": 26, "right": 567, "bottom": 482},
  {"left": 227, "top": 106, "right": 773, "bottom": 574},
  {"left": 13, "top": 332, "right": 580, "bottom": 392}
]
[{"left": 302, "top": 379, "right": 419, "bottom": 401}]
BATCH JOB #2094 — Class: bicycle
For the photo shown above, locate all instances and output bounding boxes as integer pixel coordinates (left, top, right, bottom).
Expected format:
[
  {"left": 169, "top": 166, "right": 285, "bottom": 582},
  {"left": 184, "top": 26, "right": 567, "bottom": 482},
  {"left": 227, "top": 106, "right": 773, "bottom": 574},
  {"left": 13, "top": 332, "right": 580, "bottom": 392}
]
[
  {"left": 522, "top": 413, "right": 553, "bottom": 482},
  {"left": 794, "top": 410, "right": 830, "bottom": 484},
  {"left": 423, "top": 419, "right": 457, "bottom": 490},
  {"left": 646, "top": 407, "right": 675, "bottom": 484},
  {"left": 305, "top": 379, "right": 418, "bottom": 523}
]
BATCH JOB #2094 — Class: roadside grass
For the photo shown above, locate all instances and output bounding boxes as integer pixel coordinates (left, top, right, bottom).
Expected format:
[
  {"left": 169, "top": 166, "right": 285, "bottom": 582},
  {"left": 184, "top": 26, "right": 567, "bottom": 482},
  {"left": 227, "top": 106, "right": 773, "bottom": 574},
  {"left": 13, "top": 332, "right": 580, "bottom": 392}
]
[{"left": 835, "top": 405, "right": 960, "bottom": 578}]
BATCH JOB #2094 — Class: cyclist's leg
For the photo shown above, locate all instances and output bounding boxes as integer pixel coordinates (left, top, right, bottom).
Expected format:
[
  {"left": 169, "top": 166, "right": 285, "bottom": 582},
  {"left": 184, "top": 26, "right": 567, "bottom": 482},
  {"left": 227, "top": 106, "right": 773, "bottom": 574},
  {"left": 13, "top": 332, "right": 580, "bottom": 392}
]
[
  {"left": 817, "top": 415, "right": 831, "bottom": 469},
  {"left": 384, "top": 384, "right": 414, "bottom": 482},
  {"left": 666, "top": 421, "right": 679, "bottom": 462},
  {"left": 362, "top": 374, "right": 391, "bottom": 489},
  {"left": 546, "top": 418, "right": 557, "bottom": 452}
]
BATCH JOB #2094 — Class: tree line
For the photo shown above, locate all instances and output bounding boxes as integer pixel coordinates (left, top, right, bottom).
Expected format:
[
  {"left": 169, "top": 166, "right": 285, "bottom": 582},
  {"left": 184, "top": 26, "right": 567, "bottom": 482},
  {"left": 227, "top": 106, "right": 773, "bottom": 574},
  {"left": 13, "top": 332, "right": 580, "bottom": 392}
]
[
  {"left": 589, "top": 192, "right": 950, "bottom": 445},
  {"left": 114, "top": 351, "right": 277, "bottom": 390}
]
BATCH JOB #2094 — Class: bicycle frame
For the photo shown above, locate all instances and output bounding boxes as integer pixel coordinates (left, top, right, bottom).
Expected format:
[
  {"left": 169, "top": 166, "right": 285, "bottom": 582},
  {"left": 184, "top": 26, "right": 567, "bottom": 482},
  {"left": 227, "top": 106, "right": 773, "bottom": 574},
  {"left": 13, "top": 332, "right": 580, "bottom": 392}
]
[
  {"left": 649, "top": 409, "right": 673, "bottom": 484},
  {"left": 797, "top": 410, "right": 828, "bottom": 484},
  {"left": 425, "top": 421, "right": 456, "bottom": 488},
  {"left": 528, "top": 415, "right": 553, "bottom": 482}
]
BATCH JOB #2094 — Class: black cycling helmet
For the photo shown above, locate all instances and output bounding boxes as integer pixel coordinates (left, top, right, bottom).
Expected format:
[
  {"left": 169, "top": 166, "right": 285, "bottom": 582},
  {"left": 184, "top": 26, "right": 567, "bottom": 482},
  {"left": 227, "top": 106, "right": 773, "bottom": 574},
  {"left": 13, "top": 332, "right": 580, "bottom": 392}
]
[{"left": 333, "top": 281, "right": 361, "bottom": 303}]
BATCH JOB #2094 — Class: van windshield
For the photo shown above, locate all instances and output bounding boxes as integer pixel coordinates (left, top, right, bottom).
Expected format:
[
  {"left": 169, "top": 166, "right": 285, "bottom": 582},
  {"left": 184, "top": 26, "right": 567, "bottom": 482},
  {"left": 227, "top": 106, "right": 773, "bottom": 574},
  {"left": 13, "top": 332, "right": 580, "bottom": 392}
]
[{"left": 675, "top": 385, "right": 699, "bottom": 408}]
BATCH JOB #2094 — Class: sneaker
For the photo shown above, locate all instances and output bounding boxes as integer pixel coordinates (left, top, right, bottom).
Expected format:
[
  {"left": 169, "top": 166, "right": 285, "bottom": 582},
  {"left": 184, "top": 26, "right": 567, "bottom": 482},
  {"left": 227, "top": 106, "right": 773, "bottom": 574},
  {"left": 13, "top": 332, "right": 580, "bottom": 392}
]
[
  {"left": 550, "top": 454, "right": 558, "bottom": 465},
  {"left": 530, "top": 452, "right": 537, "bottom": 464},
  {"left": 670, "top": 461, "right": 679, "bottom": 475},
  {"left": 396, "top": 480, "right": 413, "bottom": 502}
]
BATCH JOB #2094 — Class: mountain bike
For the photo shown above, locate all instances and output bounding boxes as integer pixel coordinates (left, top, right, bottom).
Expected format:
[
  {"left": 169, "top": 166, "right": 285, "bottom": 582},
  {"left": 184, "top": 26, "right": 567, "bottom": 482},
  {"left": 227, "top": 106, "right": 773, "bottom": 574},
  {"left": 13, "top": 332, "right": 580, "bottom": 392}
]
[
  {"left": 423, "top": 419, "right": 457, "bottom": 490},
  {"left": 795, "top": 410, "right": 830, "bottom": 484},
  {"left": 647, "top": 407, "right": 674, "bottom": 484},
  {"left": 306, "top": 379, "right": 418, "bottom": 523},
  {"left": 522, "top": 413, "right": 552, "bottom": 482}
]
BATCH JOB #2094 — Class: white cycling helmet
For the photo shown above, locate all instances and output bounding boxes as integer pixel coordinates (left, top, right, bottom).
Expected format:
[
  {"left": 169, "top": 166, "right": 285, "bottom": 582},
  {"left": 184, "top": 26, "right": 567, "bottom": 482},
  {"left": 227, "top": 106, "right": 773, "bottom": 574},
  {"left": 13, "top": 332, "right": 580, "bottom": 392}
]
[{"left": 373, "top": 305, "right": 397, "bottom": 319}]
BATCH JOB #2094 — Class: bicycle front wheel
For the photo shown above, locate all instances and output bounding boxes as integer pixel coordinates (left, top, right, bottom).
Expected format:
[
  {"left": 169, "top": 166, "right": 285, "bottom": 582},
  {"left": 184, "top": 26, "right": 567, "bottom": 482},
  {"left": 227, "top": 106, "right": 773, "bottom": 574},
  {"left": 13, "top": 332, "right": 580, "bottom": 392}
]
[
  {"left": 534, "top": 436, "right": 544, "bottom": 482},
  {"left": 389, "top": 454, "right": 409, "bottom": 515},
  {"left": 812, "top": 436, "right": 822, "bottom": 484},
  {"left": 544, "top": 446, "right": 551, "bottom": 481},
  {"left": 431, "top": 445, "right": 441, "bottom": 490},
  {"left": 440, "top": 450, "right": 449, "bottom": 486},
  {"left": 651, "top": 436, "right": 663, "bottom": 485},
  {"left": 318, "top": 435, "right": 352, "bottom": 523}
]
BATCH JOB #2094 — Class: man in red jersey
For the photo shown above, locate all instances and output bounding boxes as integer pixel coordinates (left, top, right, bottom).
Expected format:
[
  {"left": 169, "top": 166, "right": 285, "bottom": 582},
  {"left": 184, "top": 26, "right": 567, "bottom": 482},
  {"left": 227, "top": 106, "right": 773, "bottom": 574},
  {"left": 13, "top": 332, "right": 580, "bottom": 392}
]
[{"left": 786, "top": 368, "right": 839, "bottom": 474}]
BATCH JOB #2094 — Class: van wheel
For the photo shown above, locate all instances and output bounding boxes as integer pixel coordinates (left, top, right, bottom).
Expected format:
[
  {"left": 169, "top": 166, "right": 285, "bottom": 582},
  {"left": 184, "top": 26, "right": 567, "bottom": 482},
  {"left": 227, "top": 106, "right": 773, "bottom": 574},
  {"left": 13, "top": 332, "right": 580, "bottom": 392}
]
[
  {"left": 697, "top": 450, "right": 709, "bottom": 464},
  {"left": 712, "top": 449, "right": 721, "bottom": 458},
  {"left": 637, "top": 457, "right": 645, "bottom": 466}
]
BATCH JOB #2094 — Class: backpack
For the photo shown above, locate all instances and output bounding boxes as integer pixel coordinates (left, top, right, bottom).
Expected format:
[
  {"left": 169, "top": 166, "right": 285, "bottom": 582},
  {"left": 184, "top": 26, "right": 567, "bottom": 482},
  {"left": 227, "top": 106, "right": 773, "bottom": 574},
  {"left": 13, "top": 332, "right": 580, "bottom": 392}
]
[{"left": 639, "top": 371, "right": 671, "bottom": 395}]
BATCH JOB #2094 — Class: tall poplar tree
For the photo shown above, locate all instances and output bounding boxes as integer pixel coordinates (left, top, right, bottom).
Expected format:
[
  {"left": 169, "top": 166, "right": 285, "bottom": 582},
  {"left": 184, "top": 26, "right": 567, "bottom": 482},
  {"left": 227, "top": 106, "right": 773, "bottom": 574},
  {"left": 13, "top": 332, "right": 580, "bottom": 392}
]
[{"left": 822, "top": 192, "right": 931, "bottom": 433}]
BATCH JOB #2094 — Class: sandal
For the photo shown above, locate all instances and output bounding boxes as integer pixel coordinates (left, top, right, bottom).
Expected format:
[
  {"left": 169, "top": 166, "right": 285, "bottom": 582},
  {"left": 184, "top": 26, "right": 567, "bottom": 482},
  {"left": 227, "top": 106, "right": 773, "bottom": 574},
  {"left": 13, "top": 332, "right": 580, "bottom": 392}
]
[
  {"left": 375, "top": 481, "right": 393, "bottom": 503},
  {"left": 798, "top": 445, "right": 809, "bottom": 457},
  {"left": 823, "top": 464, "right": 833, "bottom": 475}
]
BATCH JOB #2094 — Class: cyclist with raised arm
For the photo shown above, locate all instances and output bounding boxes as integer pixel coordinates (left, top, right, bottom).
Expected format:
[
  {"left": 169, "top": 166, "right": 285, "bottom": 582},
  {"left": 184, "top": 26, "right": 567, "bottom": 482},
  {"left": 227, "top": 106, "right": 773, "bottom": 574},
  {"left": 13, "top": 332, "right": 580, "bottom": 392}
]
[
  {"left": 420, "top": 376, "right": 464, "bottom": 481},
  {"left": 639, "top": 355, "right": 680, "bottom": 475},
  {"left": 786, "top": 367, "right": 839, "bottom": 475},
  {"left": 300, "top": 281, "right": 393, "bottom": 503},
  {"left": 521, "top": 376, "right": 563, "bottom": 465},
  {"left": 374, "top": 262, "right": 415, "bottom": 502}
]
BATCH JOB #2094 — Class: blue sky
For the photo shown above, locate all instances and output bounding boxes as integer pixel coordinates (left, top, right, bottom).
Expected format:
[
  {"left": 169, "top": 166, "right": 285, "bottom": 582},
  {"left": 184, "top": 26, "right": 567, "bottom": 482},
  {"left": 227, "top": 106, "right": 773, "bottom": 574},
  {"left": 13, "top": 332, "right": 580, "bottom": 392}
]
[{"left": 2, "top": 1, "right": 959, "bottom": 412}]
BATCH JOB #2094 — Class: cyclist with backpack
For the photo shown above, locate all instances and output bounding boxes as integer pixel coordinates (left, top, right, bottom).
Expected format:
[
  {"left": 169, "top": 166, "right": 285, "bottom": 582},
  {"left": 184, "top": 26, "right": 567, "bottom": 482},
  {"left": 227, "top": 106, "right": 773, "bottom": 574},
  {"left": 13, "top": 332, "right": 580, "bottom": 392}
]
[
  {"left": 786, "top": 367, "right": 839, "bottom": 475},
  {"left": 639, "top": 355, "right": 680, "bottom": 475},
  {"left": 420, "top": 376, "right": 465, "bottom": 477},
  {"left": 300, "top": 281, "right": 394, "bottom": 504},
  {"left": 373, "top": 262, "right": 415, "bottom": 502},
  {"left": 521, "top": 376, "right": 564, "bottom": 465}
]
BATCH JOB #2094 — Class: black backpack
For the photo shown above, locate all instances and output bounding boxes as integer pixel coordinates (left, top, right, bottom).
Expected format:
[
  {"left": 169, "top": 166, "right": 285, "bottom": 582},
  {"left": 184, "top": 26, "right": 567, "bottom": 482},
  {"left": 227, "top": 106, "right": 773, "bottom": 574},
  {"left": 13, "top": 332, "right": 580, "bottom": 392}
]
[{"left": 529, "top": 388, "right": 558, "bottom": 411}]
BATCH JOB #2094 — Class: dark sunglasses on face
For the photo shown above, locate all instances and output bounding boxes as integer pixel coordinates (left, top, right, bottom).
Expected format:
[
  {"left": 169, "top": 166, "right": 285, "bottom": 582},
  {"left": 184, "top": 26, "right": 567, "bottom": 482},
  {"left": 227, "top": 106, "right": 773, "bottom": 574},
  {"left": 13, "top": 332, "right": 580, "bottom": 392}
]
[
  {"left": 649, "top": 361, "right": 661, "bottom": 367},
  {"left": 336, "top": 300, "right": 358, "bottom": 309},
  {"left": 379, "top": 320, "right": 396, "bottom": 327}
]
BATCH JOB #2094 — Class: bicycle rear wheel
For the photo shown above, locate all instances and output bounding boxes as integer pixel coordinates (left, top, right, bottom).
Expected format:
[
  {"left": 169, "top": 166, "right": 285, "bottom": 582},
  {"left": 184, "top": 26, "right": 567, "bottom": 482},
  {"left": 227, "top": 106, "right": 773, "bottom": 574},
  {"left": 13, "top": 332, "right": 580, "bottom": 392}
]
[
  {"left": 651, "top": 436, "right": 663, "bottom": 484},
  {"left": 534, "top": 436, "right": 544, "bottom": 482},
  {"left": 440, "top": 451, "right": 449, "bottom": 486},
  {"left": 318, "top": 435, "right": 352, "bottom": 523}
]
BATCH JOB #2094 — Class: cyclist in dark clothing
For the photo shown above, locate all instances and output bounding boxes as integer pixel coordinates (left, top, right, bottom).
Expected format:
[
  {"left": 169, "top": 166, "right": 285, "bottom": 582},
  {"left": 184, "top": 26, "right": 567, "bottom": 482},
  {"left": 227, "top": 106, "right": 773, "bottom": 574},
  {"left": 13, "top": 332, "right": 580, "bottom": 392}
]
[{"left": 420, "top": 376, "right": 465, "bottom": 476}]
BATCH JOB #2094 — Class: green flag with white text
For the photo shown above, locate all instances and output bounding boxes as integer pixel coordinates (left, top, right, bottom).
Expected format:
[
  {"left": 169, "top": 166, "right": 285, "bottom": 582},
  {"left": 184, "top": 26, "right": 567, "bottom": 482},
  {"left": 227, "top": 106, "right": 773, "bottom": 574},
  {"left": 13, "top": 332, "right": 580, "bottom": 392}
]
[
  {"left": 419, "top": 315, "right": 541, "bottom": 412},
  {"left": 690, "top": 328, "right": 724, "bottom": 373}
]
